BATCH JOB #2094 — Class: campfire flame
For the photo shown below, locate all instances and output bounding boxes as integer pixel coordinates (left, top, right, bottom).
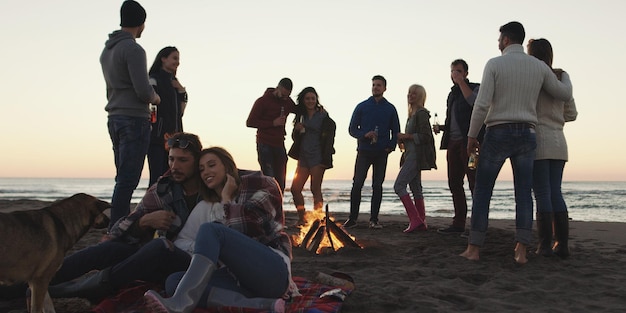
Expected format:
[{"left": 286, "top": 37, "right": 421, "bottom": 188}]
[{"left": 293, "top": 205, "right": 360, "bottom": 254}]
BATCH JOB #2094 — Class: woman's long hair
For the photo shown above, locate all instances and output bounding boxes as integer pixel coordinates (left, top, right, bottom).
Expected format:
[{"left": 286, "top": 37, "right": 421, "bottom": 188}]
[
  {"left": 198, "top": 147, "right": 241, "bottom": 202},
  {"left": 528, "top": 38, "right": 562, "bottom": 79},
  {"left": 407, "top": 84, "right": 427, "bottom": 117},
  {"left": 527, "top": 38, "right": 553, "bottom": 68},
  {"left": 293, "top": 86, "right": 321, "bottom": 124},
  {"left": 149, "top": 46, "right": 178, "bottom": 76}
]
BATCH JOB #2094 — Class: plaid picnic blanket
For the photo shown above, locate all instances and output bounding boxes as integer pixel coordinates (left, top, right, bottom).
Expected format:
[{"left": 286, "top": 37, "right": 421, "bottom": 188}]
[{"left": 90, "top": 275, "right": 354, "bottom": 313}]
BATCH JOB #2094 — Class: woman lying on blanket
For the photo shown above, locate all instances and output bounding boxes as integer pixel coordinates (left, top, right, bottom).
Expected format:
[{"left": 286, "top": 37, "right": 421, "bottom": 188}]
[{"left": 145, "top": 147, "right": 297, "bottom": 313}]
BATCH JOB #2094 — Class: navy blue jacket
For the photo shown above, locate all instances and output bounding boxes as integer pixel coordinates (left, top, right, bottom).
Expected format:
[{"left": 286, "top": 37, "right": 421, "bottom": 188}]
[{"left": 349, "top": 96, "right": 400, "bottom": 152}]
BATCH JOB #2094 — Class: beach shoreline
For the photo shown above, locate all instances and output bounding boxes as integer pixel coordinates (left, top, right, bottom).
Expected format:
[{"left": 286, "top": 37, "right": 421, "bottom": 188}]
[{"left": 2, "top": 199, "right": 626, "bottom": 312}]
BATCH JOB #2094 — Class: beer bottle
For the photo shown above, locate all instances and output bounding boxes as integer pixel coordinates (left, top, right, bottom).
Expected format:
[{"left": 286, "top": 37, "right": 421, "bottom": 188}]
[{"left": 468, "top": 150, "right": 479, "bottom": 170}]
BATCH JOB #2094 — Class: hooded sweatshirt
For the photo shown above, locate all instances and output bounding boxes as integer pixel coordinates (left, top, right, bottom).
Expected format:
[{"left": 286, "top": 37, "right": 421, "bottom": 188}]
[
  {"left": 246, "top": 88, "right": 296, "bottom": 147},
  {"left": 100, "top": 30, "right": 156, "bottom": 118}
]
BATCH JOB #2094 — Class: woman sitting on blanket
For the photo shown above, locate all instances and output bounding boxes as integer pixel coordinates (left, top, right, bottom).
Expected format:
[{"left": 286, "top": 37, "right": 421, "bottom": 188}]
[{"left": 144, "top": 147, "right": 297, "bottom": 313}]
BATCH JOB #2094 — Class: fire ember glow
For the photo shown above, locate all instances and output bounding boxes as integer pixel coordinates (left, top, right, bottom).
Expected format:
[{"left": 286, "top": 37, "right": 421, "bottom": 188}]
[{"left": 292, "top": 205, "right": 361, "bottom": 254}]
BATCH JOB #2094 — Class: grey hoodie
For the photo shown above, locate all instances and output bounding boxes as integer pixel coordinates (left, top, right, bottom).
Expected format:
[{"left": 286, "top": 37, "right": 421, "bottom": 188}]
[{"left": 100, "top": 30, "right": 156, "bottom": 118}]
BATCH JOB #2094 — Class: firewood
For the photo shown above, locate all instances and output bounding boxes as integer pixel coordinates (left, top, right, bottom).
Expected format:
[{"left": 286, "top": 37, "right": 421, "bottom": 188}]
[
  {"left": 306, "top": 225, "right": 326, "bottom": 252},
  {"left": 327, "top": 220, "right": 361, "bottom": 248},
  {"left": 300, "top": 219, "right": 320, "bottom": 248}
]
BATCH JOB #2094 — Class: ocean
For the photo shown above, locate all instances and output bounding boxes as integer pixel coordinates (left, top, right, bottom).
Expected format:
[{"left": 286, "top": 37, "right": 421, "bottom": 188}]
[{"left": 0, "top": 178, "right": 625, "bottom": 223}]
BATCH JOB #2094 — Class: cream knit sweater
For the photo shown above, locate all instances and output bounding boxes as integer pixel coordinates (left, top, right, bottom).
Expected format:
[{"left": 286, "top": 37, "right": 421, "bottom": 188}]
[
  {"left": 468, "top": 44, "right": 573, "bottom": 138},
  {"left": 535, "top": 88, "right": 578, "bottom": 161}
]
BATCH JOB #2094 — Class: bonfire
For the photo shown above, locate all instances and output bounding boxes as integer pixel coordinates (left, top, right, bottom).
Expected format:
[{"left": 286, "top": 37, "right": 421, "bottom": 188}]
[{"left": 292, "top": 205, "right": 361, "bottom": 254}]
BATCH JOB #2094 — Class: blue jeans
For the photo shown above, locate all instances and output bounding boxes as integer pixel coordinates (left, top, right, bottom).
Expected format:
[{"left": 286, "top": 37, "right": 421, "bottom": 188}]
[
  {"left": 54, "top": 238, "right": 190, "bottom": 288},
  {"left": 349, "top": 150, "right": 389, "bottom": 223},
  {"left": 166, "top": 223, "right": 289, "bottom": 304},
  {"left": 533, "top": 159, "right": 567, "bottom": 213},
  {"left": 256, "top": 142, "right": 287, "bottom": 191},
  {"left": 393, "top": 154, "right": 423, "bottom": 199},
  {"left": 107, "top": 116, "right": 151, "bottom": 228},
  {"left": 469, "top": 125, "right": 536, "bottom": 246}
]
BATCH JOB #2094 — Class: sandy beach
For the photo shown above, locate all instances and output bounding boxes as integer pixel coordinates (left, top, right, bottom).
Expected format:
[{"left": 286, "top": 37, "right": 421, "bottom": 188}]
[{"left": 2, "top": 199, "right": 626, "bottom": 312}]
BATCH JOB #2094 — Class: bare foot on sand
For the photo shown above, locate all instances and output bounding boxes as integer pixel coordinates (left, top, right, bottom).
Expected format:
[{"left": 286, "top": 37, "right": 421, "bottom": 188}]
[
  {"left": 460, "top": 244, "right": 480, "bottom": 261},
  {"left": 514, "top": 242, "right": 528, "bottom": 265}
]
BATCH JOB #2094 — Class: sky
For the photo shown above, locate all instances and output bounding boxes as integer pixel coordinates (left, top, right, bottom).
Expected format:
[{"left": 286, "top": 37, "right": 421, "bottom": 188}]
[{"left": 1, "top": 0, "right": 625, "bottom": 182}]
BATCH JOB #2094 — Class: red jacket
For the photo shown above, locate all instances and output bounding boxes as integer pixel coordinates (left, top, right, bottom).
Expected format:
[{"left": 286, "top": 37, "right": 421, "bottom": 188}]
[{"left": 246, "top": 88, "right": 296, "bottom": 147}]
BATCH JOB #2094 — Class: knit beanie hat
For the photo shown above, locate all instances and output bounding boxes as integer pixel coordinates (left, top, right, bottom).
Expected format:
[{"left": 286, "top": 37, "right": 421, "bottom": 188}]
[{"left": 120, "top": 0, "right": 146, "bottom": 27}]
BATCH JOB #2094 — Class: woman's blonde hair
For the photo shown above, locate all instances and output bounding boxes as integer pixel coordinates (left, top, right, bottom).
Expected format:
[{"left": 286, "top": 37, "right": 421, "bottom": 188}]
[{"left": 408, "top": 84, "right": 427, "bottom": 116}]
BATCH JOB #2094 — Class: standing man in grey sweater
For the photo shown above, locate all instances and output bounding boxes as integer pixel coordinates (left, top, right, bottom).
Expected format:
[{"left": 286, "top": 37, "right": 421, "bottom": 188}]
[
  {"left": 101, "top": 0, "right": 160, "bottom": 229},
  {"left": 459, "top": 21, "right": 572, "bottom": 264}
]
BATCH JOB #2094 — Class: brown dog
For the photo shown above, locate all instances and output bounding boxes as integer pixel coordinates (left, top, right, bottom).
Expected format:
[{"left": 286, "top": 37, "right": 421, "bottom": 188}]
[{"left": 0, "top": 193, "right": 110, "bottom": 313}]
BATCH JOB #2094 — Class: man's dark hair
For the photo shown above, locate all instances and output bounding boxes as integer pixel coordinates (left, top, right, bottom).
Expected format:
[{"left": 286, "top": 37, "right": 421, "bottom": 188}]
[
  {"left": 167, "top": 132, "right": 202, "bottom": 161},
  {"left": 278, "top": 77, "right": 293, "bottom": 91},
  {"left": 499, "top": 21, "right": 525, "bottom": 44},
  {"left": 372, "top": 75, "right": 386, "bottom": 87},
  {"left": 451, "top": 59, "right": 469, "bottom": 72}
]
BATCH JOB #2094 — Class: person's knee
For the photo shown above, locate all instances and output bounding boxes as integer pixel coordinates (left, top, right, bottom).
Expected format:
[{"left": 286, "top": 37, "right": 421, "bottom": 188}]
[
  {"left": 290, "top": 184, "right": 302, "bottom": 195},
  {"left": 351, "top": 181, "right": 364, "bottom": 190},
  {"left": 198, "top": 222, "right": 223, "bottom": 239},
  {"left": 72, "top": 240, "right": 134, "bottom": 261},
  {"left": 310, "top": 184, "right": 322, "bottom": 196},
  {"left": 165, "top": 272, "right": 184, "bottom": 296},
  {"left": 393, "top": 183, "right": 404, "bottom": 195},
  {"left": 139, "top": 238, "right": 175, "bottom": 258},
  {"left": 448, "top": 181, "right": 464, "bottom": 193}
]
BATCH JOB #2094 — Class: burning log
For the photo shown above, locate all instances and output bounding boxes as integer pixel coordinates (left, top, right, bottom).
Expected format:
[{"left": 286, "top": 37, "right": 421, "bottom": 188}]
[
  {"left": 306, "top": 225, "right": 326, "bottom": 252},
  {"left": 300, "top": 219, "right": 320, "bottom": 248},
  {"left": 325, "top": 205, "right": 335, "bottom": 251},
  {"left": 327, "top": 219, "right": 361, "bottom": 248},
  {"left": 295, "top": 204, "right": 361, "bottom": 253}
]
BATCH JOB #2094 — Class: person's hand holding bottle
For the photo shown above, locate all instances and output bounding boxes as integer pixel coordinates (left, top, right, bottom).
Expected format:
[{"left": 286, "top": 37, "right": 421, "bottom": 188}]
[{"left": 432, "top": 113, "right": 441, "bottom": 134}]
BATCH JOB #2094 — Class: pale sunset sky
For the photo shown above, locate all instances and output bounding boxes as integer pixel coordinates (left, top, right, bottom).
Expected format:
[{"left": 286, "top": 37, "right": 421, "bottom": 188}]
[{"left": 1, "top": 0, "right": 624, "bottom": 182}]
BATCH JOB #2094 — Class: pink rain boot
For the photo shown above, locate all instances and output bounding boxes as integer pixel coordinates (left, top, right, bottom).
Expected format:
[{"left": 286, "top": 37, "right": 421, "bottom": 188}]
[
  {"left": 400, "top": 194, "right": 425, "bottom": 233},
  {"left": 414, "top": 198, "right": 428, "bottom": 230}
]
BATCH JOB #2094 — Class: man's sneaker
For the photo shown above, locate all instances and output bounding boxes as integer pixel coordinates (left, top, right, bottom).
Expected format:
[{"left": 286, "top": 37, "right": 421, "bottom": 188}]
[
  {"left": 437, "top": 226, "right": 465, "bottom": 235},
  {"left": 369, "top": 221, "right": 383, "bottom": 229},
  {"left": 343, "top": 219, "right": 357, "bottom": 229}
]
